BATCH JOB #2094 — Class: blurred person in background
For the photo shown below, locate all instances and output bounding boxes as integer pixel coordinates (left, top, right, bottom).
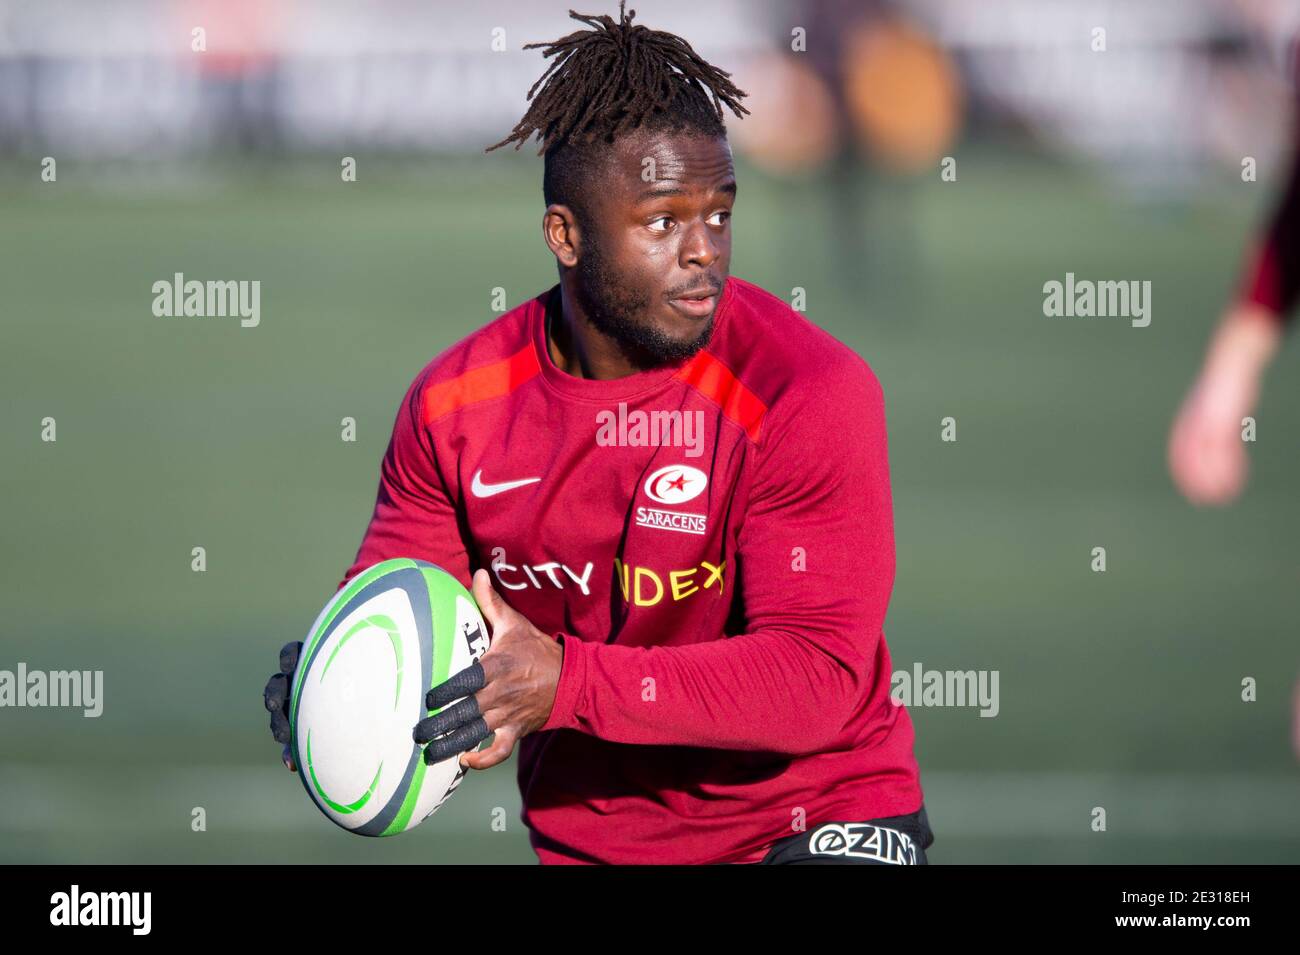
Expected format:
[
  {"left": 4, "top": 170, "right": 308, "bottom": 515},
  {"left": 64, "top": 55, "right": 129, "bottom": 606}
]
[
  {"left": 1167, "top": 20, "right": 1300, "bottom": 760},
  {"left": 1169, "top": 5, "right": 1300, "bottom": 506},
  {"left": 180, "top": 0, "right": 287, "bottom": 153},
  {"left": 730, "top": 0, "right": 961, "bottom": 299},
  {"left": 1167, "top": 97, "right": 1295, "bottom": 504}
]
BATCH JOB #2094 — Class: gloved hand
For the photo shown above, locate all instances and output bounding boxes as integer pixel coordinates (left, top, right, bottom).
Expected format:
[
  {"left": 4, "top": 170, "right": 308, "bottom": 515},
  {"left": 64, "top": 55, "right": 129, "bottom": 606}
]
[{"left": 263, "top": 640, "right": 303, "bottom": 772}]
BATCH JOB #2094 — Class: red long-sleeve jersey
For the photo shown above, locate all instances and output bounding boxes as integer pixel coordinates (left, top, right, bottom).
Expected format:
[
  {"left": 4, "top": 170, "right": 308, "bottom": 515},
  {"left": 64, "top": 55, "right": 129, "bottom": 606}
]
[{"left": 339, "top": 275, "right": 924, "bottom": 864}]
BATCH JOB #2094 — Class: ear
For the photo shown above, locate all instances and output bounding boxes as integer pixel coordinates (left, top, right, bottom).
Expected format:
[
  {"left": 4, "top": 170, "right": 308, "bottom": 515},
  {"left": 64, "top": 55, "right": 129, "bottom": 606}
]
[{"left": 542, "top": 204, "right": 581, "bottom": 269}]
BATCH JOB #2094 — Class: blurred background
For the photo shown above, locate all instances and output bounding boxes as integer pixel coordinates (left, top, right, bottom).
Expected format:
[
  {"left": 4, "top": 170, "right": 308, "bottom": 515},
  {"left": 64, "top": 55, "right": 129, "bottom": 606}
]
[{"left": 2, "top": 0, "right": 1298, "bottom": 863}]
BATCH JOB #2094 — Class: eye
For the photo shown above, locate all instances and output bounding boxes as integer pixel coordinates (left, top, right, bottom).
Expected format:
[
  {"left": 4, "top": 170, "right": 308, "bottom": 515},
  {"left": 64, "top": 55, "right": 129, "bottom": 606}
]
[
  {"left": 708, "top": 210, "right": 731, "bottom": 227},
  {"left": 648, "top": 215, "right": 674, "bottom": 233}
]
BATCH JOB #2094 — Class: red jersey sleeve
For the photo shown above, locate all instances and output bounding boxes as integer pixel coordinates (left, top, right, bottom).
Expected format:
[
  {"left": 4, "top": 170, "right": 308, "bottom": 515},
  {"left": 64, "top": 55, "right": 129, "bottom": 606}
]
[
  {"left": 337, "top": 366, "right": 470, "bottom": 592},
  {"left": 1239, "top": 60, "right": 1300, "bottom": 323},
  {"left": 540, "top": 355, "right": 896, "bottom": 755}
]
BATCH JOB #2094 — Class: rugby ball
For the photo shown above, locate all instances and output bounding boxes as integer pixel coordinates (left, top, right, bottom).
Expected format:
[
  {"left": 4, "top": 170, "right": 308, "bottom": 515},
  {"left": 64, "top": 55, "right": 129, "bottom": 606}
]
[{"left": 289, "top": 558, "right": 490, "bottom": 836}]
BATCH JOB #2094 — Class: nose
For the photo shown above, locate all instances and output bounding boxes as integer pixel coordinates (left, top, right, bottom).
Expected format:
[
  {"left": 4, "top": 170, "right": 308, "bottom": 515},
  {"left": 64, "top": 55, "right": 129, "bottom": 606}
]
[{"left": 678, "top": 218, "right": 722, "bottom": 270}]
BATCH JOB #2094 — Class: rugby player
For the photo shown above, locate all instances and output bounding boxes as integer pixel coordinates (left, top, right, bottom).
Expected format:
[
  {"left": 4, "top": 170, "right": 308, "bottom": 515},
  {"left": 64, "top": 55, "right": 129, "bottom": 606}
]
[
  {"left": 1167, "top": 35, "right": 1300, "bottom": 759},
  {"left": 265, "top": 2, "right": 930, "bottom": 865},
  {"left": 1168, "top": 44, "right": 1300, "bottom": 505}
]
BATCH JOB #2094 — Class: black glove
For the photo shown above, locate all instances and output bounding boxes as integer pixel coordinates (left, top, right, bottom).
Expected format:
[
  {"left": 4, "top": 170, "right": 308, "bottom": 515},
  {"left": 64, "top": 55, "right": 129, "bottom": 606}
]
[
  {"left": 263, "top": 640, "right": 303, "bottom": 772},
  {"left": 413, "top": 660, "right": 492, "bottom": 765}
]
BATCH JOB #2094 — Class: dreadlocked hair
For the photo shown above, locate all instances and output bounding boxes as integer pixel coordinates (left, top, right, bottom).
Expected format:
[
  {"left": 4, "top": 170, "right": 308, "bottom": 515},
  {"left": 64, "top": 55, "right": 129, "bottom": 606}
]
[{"left": 486, "top": 1, "right": 748, "bottom": 226}]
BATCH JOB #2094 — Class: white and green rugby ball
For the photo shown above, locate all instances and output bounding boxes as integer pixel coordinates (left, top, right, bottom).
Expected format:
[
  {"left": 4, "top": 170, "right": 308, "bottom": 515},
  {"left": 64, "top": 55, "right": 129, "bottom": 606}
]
[{"left": 290, "top": 558, "right": 490, "bottom": 836}]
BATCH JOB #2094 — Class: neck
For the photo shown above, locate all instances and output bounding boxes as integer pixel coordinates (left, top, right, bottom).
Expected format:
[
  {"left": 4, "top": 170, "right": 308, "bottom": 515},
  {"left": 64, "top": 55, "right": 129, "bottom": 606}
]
[{"left": 547, "top": 282, "right": 647, "bottom": 381}]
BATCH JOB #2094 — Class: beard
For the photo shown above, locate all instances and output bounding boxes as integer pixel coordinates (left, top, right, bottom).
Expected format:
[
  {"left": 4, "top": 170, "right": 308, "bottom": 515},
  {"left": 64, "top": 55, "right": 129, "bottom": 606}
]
[{"left": 573, "top": 228, "right": 715, "bottom": 369}]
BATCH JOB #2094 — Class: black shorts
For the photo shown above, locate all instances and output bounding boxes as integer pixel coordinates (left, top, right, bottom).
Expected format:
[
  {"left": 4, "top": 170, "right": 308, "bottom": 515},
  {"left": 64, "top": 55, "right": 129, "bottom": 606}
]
[{"left": 754, "top": 805, "right": 934, "bottom": 865}]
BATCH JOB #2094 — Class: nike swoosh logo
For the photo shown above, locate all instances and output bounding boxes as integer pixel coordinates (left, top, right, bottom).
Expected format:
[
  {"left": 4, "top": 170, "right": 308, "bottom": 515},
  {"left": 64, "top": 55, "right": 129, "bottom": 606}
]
[{"left": 470, "top": 470, "right": 541, "bottom": 498}]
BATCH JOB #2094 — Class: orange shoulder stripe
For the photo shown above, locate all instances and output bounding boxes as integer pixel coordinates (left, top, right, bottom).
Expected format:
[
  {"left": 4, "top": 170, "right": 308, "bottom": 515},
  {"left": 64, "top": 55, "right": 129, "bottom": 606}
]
[
  {"left": 675, "top": 350, "right": 767, "bottom": 444},
  {"left": 422, "top": 342, "right": 540, "bottom": 425}
]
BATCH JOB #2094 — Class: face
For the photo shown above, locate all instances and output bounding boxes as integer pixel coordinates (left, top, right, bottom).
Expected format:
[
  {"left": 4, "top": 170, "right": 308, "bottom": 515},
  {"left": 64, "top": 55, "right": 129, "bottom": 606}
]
[{"left": 558, "top": 130, "right": 736, "bottom": 367}]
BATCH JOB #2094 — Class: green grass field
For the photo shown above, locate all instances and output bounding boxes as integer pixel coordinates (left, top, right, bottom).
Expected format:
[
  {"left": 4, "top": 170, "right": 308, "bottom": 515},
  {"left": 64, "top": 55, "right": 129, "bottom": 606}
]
[{"left": 2, "top": 147, "right": 1298, "bottom": 863}]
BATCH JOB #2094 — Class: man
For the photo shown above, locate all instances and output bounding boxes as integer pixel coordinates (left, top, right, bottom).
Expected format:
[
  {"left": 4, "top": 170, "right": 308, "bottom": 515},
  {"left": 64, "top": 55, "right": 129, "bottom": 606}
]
[
  {"left": 1168, "top": 32, "right": 1300, "bottom": 505},
  {"left": 1167, "top": 33, "right": 1300, "bottom": 759},
  {"left": 265, "top": 2, "right": 930, "bottom": 864}
]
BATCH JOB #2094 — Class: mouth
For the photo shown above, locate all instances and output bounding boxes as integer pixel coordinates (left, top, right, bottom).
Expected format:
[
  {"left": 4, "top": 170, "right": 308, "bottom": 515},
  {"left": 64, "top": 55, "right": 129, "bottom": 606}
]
[{"left": 669, "top": 285, "right": 721, "bottom": 318}]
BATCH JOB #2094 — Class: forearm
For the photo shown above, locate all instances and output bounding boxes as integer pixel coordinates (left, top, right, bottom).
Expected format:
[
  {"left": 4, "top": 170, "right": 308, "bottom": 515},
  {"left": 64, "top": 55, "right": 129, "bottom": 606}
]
[
  {"left": 1209, "top": 303, "right": 1282, "bottom": 375},
  {"left": 540, "top": 627, "right": 863, "bottom": 754},
  {"left": 1195, "top": 302, "right": 1283, "bottom": 411}
]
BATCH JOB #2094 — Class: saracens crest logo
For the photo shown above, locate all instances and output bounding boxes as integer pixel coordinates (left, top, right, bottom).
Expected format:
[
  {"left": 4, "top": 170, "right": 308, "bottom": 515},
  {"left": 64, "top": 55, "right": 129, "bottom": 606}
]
[
  {"left": 637, "top": 465, "right": 708, "bottom": 535},
  {"left": 644, "top": 464, "right": 707, "bottom": 505}
]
